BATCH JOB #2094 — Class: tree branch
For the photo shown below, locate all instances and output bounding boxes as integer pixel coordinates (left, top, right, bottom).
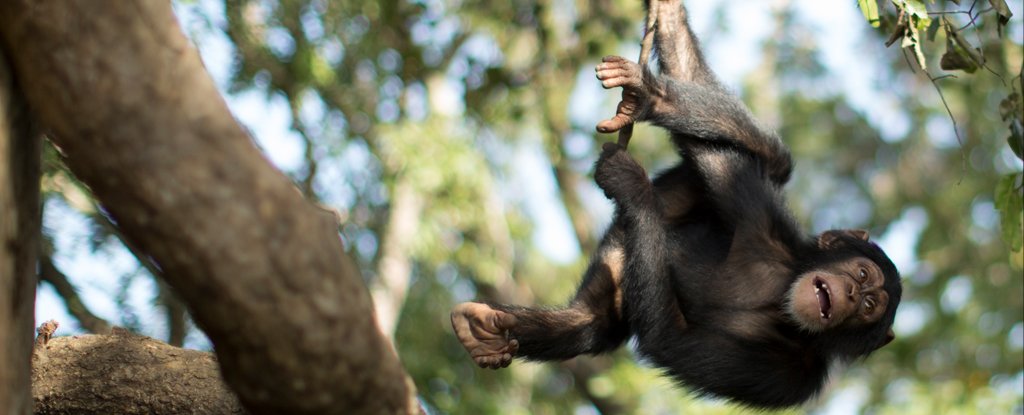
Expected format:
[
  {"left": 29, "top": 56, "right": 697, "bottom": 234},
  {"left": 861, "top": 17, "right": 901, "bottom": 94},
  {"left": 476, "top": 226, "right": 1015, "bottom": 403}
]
[
  {"left": 37, "top": 255, "right": 111, "bottom": 334},
  {"left": 0, "top": 39, "right": 42, "bottom": 415},
  {"left": 156, "top": 278, "right": 188, "bottom": 347},
  {"left": 0, "top": 2, "right": 417, "bottom": 413},
  {"left": 370, "top": 178, "right": 423, "bottom": 339},
  {"left": 91, "top": 200, "right": 190, "bottom": 345},
  {"left": 31, "top": 323, "right": 245, "bottom": 415}
]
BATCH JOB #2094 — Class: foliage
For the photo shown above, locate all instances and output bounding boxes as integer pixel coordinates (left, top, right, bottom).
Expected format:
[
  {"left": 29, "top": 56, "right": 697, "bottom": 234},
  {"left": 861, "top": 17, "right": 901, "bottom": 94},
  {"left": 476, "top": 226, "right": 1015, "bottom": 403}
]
[{"left": 860, "top": 0, "right": 1024, "bottom": 253}]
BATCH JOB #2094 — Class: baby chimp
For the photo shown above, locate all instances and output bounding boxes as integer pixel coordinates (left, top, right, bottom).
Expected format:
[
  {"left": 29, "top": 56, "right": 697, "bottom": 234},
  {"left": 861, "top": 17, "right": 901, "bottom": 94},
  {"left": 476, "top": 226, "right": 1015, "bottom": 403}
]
[{"left": 451, "top": 0, "right": 901, "bottom": 408}]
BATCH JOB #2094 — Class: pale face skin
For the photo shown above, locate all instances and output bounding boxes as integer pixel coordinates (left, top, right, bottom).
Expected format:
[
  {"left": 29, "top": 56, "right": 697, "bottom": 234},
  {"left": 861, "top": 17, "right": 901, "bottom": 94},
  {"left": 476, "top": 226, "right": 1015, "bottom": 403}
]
[{"left": 787, "top": 258, "right": 889, "bottom": 333}]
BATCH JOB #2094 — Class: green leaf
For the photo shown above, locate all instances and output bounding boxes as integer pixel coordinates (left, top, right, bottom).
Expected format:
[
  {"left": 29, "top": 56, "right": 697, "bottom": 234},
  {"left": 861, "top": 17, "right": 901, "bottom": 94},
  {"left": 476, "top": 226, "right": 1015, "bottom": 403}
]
[
  {"left": 859, "top": 0, "right": 881, "bottom": 28},
  {"left": 899, "top": 0, "right": 928, "bottom": 16},
  {"left": 995, "top": 173, "right": 1024, "bottom": 252},
  {"left": 901, "top": 22, "right": 927, "bottom": 69},
  {"left": 926, "top": 17, "right": 941, "bottom": 41},
  {"left": 893, "top": 0, "right": 933, "bottom": 30},
  {"left": 998, "top": 92, "right": 1023, "bottom": 159},
  {"left": 942, "top": 18, "right": 987, "bottom": 70},
  {"left": 989, "top": 0, "right": 1013, "bottom": 28},
  {"left": 940, "top": 37, "right": 979, "bottom": 73},
  {"left": 1009, "top": 119, "right": 1023, "bottom": 160},
  {"left": 891, "top": 0, "right": 932, "bottom": 69}
]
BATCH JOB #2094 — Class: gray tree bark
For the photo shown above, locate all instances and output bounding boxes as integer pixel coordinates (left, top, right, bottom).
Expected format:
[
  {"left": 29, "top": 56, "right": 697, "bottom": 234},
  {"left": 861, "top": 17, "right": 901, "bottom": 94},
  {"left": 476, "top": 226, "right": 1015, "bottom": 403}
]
[
  {"left": 0, "top": 47, "right": 41, "bottom": 415},
  {"left": 32, "top": 324, "right": 245, "bottom": 414},
  {"left": 0, "top": 1, "right": 418, "bottom": 413}
]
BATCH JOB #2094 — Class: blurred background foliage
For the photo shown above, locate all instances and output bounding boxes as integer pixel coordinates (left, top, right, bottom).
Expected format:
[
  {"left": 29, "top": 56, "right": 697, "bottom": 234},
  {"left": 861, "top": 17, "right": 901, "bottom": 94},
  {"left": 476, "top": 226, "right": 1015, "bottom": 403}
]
[{"left": 35, "top": 0, "right": 1022, "bottom": 413}]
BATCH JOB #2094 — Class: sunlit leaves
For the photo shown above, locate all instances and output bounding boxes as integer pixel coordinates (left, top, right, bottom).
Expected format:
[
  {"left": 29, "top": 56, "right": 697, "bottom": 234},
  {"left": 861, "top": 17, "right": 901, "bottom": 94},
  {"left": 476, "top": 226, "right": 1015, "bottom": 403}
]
[
  {"left": 867, "top": 0, "right": 1022, "bottom": 261},
  {"left": 994, "top": 174, "right": 1023, "bottom": 252},
  {"left": 309, "top": 53, "right": 337, "bottom": 86},
  {"left": 995, "top": 86, "right": 1024, "bottom": 252},
  {"left": 858, "top": 0, "right": 881, "bottom": 28},
  {"left": 880, "top": 1, "right": 995, "bottom": 74},
  {"left": 886, "top": 0, "right": 931, "bottom": 69}
]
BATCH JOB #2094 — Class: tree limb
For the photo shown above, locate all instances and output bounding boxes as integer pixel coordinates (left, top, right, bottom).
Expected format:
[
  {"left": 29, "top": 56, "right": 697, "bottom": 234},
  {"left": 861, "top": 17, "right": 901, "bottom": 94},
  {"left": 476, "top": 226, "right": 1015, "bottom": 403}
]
[
  {"left": 32, "top": 323, "right": 245, "bottom": 415},
  {"left": 91, "top": 200, "right": 190, "bottom": 345},
  {"left": 0, "top": 2, "right": 417, "bottom": 413},
  {"left": 37, "top": 255, "right": 112, "bottom": 334},
  {"left": 370, "top": 179, "right": 423, "bottom": 339},
  {"left": 0, "top": 39, "right": 42, "bottom": 415}
]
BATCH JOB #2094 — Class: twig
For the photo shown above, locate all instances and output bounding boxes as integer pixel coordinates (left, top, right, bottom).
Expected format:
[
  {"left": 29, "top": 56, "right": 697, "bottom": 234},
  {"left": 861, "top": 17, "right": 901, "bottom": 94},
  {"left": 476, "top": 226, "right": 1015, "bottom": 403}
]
[
  {"left": 956, "top": 7, "right": 993, "bottom": 31},
  {"left": 926, "top": 2, "right": 1004, "bottom": 83},
  {"left": 35, "top": 320, "right": 59, "bottom": 348},
  {"left": 954, "top": 6, "right": 1006, "bottom": 84},
  {"left": 617, "top": 1, "right": 660, "bottom": 148},
  {"left": 885, "top": 8, "right": 907, "bottom": 48},
  {"left": 32, "top": 320, "right": 59, "bottom": 364},
  {"left": 927, "top": 71, "right": 968, "bottom": 184},
  {"left": 638, "top": 2, "right": 659, "bottom": 69},
  {"left": 287, "top": 97, "right": 320, "bottom": 200}
]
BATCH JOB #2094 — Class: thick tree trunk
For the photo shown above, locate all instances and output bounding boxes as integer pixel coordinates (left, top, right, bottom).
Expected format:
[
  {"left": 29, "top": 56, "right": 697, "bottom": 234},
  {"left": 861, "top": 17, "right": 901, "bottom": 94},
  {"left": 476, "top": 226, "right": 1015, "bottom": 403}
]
[
  {"left": 0, "top": 48, "right": 41, "bottom": 415},
  {"left": 0, "top": 2, "right": 417, "bottom": 414}
]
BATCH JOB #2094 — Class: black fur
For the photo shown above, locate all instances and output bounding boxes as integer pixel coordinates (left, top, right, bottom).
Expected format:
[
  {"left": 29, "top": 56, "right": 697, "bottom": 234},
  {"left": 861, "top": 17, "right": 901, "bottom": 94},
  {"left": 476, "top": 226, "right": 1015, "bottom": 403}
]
[{"left": 596, "top": 140, "right": 899, "bottom": 408}]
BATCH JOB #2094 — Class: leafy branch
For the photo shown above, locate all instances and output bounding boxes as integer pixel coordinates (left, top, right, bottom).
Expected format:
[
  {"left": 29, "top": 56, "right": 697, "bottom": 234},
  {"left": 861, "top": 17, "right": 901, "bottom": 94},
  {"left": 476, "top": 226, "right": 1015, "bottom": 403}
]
[{"left": 860, "top": 0, "right": 1022, "bottom": 252}]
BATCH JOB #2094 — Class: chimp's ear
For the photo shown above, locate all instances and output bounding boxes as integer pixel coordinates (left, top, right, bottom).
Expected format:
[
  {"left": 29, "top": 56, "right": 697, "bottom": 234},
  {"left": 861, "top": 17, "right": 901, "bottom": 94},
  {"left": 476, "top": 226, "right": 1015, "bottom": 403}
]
[
  {"left": 848, "top": 229, "right": 870, "bottom": 241},
  {"left": 882, "top": 328, "right": 895, "bottom": 347},
  {"left": 818, "top": 229, "right": 870, "bottom": 249}
]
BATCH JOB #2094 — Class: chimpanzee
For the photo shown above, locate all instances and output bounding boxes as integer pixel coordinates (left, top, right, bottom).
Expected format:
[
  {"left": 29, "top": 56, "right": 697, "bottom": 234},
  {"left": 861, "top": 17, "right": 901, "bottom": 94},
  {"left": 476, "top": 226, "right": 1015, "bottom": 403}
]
[{"left": 450, "top": 0, "right": 901, "bottom": 408}]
